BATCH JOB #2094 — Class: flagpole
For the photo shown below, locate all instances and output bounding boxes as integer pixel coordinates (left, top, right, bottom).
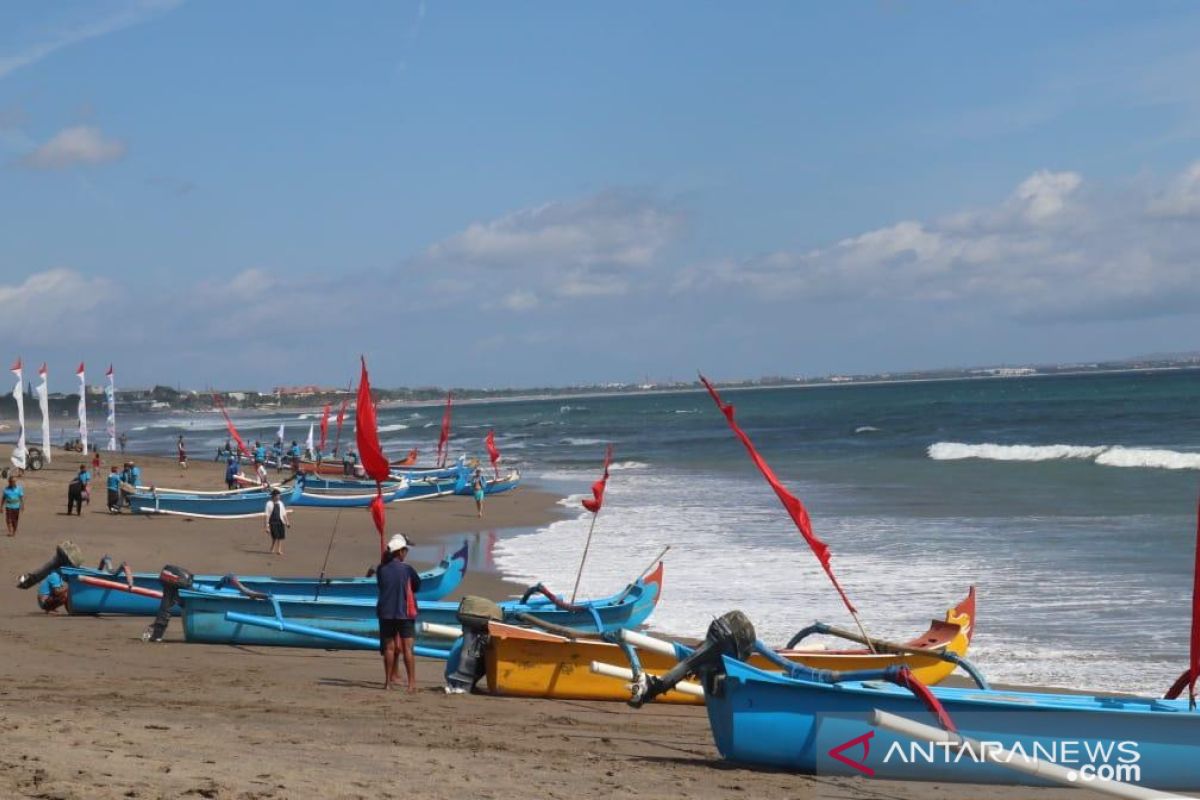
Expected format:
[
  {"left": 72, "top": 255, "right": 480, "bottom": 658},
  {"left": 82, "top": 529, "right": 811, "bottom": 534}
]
[{"left": 570, "top": 511, "right": 601, "bottom": 605}]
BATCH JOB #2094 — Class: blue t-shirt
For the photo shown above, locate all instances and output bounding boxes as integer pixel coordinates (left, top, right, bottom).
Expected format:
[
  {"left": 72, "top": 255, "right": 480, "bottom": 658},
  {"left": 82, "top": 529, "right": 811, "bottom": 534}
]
[
  {"left": 129, "top": 467, "right": 141, "bottom": 485},
  {"left": 225, "top": 461, "right": 239, "bottom": 480},
  {"left": 79, "top": 470, "right": 91, "bottom": 485},
  {"left": 106, "top": 473, "right": 120, "bottom": 491},
  {"left": 38, "top": 572, "right": 63, "bottom": 597},
  {"left": 375, "top": 559, "right": 422, "bottom": 620},
  {"left": 254, "top": 446, "right": 266, "bottom": 462},
  {"left": 2, "top": 485, "right": 23, "bottom": 509}
]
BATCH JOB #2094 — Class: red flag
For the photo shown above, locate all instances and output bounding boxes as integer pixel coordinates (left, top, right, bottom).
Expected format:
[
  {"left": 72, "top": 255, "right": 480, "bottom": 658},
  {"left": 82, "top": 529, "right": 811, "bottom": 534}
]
[
  {"left": 582, "top": 445, "right": 613, "bottom": 514},
  {"left": 10, "top": 357, "right": 21, "bottom": 373},
  {"left": 318, "top": 403, "right": 332, "bottom": 452},
  {"left": 700, "top": 374, "right": 858, "bottom": 615},
  {"left": 76, "top": 362, "right": 84, "bottom": 376},
  {"left": 105, "top": 364, "right": 113, "bottom": 378},
  {"left": 436, "top": 391, "right": 453, "bottom": 467},
  {"left": 333, "top": 397, "right": 350, "bottom": 453},
  {"left": 1190, "top": 491, "right": 1200, "bottom": 707},
  {"left": 356, "top": 358, "right": 390, "bottom": 556},
  {"left": 485, "top": 429, "right": 501, "bottom": 478},
  {"left": 212, "top": 394, "right": 249, "bottom": 457}
]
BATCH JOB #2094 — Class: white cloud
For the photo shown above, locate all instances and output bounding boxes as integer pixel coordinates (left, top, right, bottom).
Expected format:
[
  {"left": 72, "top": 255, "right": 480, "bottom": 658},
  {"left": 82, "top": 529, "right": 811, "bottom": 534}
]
[
  {"left": 499, "top": 290, "right": 539, "bottom": 311},
  {"left": 421, "top": 189, "right": 684, "bottom": 307},
  {"left": 21, "top": 125, "right": 126, "bottom": 169},
  {"left": 0, "top": 269, "right": 115, "bottom": 337},
  {"left": 678, "top": 165, "right": 1200, "bottom": 322},
  {"left": 0, "top": 1, "right": 182, "bottom": 81}
]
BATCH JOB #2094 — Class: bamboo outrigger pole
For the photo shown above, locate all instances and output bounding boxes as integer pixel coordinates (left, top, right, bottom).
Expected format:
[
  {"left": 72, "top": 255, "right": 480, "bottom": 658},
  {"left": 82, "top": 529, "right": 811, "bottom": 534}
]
[{"left": 570, "top": 445, "right": 614, "bottom": 604}]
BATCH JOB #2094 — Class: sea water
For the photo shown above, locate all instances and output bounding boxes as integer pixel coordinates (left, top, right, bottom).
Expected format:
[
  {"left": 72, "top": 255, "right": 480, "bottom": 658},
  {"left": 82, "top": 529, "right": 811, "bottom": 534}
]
[{"left": 112, "top": 369, "right": 1200, "bottom": 694}]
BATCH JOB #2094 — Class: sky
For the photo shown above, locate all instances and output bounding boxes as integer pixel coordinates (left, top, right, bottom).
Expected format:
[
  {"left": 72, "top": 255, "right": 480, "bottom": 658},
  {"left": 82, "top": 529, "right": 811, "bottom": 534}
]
[{"left": 3, "top": 1, "right": 1200, "bottom": 390}]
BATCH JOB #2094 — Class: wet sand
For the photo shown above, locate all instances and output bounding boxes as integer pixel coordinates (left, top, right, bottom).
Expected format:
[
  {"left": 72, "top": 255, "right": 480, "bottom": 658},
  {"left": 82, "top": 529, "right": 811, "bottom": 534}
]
[{"left": 0, "top": 451, "right": 1127, "bottom": 799}]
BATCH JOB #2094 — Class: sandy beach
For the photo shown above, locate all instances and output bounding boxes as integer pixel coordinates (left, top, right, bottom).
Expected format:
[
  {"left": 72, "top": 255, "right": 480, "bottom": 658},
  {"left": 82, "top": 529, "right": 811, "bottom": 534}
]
[{"left": 0, "top": 451, "right": 1132, "bottom": 799}]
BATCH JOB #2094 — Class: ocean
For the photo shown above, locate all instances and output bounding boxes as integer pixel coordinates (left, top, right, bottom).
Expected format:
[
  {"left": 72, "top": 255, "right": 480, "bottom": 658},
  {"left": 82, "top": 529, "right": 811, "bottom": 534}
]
[{"left": 110, "top": 369, "right": 1200, "bottom": 694}]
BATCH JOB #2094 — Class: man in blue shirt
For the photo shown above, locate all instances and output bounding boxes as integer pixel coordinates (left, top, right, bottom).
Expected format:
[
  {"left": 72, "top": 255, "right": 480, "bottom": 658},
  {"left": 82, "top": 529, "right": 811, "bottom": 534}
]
[
  {"left": 4, "top": 476, "right": 24, "bottom": 535},
  {"left": 225, "top": 456, "right": 240, "bottom": 489},
  {"left": 377, "top": 534, "right": 422, "bottom": 692},
  {"left": 289, "top": 441, "right": 302, "bottom": 474},
  {"left": 106, "top": 466, "right": 122, "bottom": 513},
  {"left": 38, "top": 571, "right": 68, "bottom": 612}
]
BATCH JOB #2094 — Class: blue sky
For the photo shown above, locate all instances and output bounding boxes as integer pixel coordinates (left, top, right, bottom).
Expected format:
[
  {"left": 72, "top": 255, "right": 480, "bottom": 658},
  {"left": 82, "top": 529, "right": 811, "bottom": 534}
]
[{"left": 3, "top": 1, "right": 1200, "bottom": 390}]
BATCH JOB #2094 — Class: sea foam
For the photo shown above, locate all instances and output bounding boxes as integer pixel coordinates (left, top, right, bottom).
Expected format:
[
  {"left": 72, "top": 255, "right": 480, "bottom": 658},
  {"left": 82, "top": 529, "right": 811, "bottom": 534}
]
[{"left": 928, "top": 442, "right": 1200, "bottom": 470}]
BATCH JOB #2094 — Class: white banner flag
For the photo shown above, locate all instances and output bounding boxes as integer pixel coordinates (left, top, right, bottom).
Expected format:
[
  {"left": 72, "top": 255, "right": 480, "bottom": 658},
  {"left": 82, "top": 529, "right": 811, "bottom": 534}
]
[
  {"left": 277, "top": 423, "right": 285, "bottom": 443},
  {"left": 76, "top": 362, "right": 87, "bottom": 455},
  {"left": 105, "top": 365, "right": 116, "bottom": 450},
  {"left": 10, "top": 358, "right": 25, "bottom": 470},
  {"left": 306, "top": 422, "right": 314, "bottom": 455},
  {"left": 37, "top": 364, "right": 50, "bottom": 464}
]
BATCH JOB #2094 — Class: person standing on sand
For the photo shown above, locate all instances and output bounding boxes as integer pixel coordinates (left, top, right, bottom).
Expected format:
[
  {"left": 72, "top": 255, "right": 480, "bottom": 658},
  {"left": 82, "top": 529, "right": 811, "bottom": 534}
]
[
  {"left": 376, "top": 534, "right": 421, "bottom": 692},
  {"left": 67, "top": 465, "right": 88, "bottom": 516},
  {"left": 177, "top": 435, "right": 188, "bottom": 471},
  {"left": 119, "top": 432, "right": 128, "bottom": 454},
  {"left": 471, "top": 468, "right": 486, "bottom": 518},
  {"left": 4, "top": 475, "right": 24, "bottom": 535},
  {"left": 253, "top": 441, "right": 266, "bottom": 468},
  {"left": 255, "top": 460, "right": 270, "bottom": 487},
  {"left": 263, "top": 488, "right": 290, "bottom": 556},
  {"left": 224, "top": 456, "right": 239, "bottom": 490},
  {"left": 106, "top": 466, "right": 122, "bottom": 513},
  {"left": 91, "top": 448, "right": 101, "bottom": 474}
]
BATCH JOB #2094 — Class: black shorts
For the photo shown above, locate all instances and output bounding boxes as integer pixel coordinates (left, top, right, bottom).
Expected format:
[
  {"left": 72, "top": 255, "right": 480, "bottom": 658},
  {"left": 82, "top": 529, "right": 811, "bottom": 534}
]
[
  {"left": 269, "top": 521, "right": 286, "bottom": 540},
  {"left": 378, "top": 618, "right": 415, "bottom": 649}
]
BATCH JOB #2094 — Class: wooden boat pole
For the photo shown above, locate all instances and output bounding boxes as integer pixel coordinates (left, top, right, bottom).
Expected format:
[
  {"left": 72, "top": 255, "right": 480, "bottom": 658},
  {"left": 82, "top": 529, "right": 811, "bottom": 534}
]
[
  {"left": 590, "top": 661, "right": 704, "bottom": 698},
  {"left": 313, "top": 508, "right": 343, "bottom": 601},
  {"left": 613, "top": 545, "right": 671, "bottom": 604},
  {"left": 872, "top": 710, "right": 1187, "bottom": 800},
  {"left": 848, "top": 610, "right": 877, "bottom": 654},
  {"left": 569, "top": 511, "right": 601, "bottom": 605}
]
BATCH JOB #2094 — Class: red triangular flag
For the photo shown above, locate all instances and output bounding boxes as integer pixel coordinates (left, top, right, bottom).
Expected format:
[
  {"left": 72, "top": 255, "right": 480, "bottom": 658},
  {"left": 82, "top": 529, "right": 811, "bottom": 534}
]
[
  {"left": 700, "top": 374, "right": 858, "bottom": 616},
  {"left": 485, "top": 429, "right": 501, "bottom": 478},
  {"left": 582, "top": 445, "right": 613, "bottom": 514}
]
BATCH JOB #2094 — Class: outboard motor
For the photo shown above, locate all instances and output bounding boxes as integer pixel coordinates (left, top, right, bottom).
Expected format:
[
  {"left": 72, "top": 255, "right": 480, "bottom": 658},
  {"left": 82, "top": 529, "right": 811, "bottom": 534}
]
[
  {"left": 142, "top": 565, "right": 194, "bottom": 643},
  {"left": 444, "top": 595, "right": 503, "bottom": 693},
  {"left": 631, "top": 610, "right": 757, "bottom": 707},
  {"left": 16, "top": 541, "right": 83, "bottom": 589}
]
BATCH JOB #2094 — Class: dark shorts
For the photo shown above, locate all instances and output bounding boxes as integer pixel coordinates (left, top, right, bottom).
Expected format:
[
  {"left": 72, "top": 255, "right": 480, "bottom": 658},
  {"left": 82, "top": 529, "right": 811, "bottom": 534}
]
[
  {"left": 269, "top": 521, "right": 286, "bottom": 540},
  {"left": 378, "top": 618, "right": 415, "bottom": 649},
  {"left": 5, "top": 507, "right": 18, "bottom": 526},
  {"left": 107, "top": 489, "right": 119, "bottom": 508}
]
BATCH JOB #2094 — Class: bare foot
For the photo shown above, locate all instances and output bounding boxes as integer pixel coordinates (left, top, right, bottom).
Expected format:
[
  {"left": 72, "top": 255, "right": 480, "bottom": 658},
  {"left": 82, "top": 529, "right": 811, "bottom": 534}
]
[{"left": 406, "top": 686, "right": 418, "bottom": 694}]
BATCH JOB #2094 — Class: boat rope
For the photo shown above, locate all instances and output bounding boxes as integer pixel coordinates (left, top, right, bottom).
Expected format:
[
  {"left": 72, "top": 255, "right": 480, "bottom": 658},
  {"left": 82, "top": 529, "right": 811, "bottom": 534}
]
[{"left": 313, "top": 508, "right": 344, "bottom": 601}]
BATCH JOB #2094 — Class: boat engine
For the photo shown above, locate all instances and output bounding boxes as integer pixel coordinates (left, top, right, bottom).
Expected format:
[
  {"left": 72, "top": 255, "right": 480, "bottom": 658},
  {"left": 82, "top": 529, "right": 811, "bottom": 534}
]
[
  {"left": 444, "top": 595, "right": 503, "bottom": 693},
  {"left": 631, "top": 610, "right": 757, "bottom": 707},
  {"left": 142, "top": 565, "right": 194, "bottom": 643},
  {"left": 15, "top": 541, "right": 83, "bottom": 589}
]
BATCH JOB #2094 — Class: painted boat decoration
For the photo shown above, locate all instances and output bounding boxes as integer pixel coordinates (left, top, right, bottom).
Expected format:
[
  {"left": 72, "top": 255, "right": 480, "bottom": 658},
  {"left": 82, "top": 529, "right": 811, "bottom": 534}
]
[
  {"left": 600, "top": 611, "right": 1200, "bottom": 792},
  {"left": 484, "top": 589, "right": 975, "bottom": 704},
  {"left": 179, "top": 563, "right": 663, "bottom": 650},
  {"left": 59, "top": 542, "right": 469, "bottom": 615},
  {"left": 128, "top": 483, "right": 299, "bottom": 517},
  {"left": 457, "top": 469, "right": 521, "bottom": 497}
]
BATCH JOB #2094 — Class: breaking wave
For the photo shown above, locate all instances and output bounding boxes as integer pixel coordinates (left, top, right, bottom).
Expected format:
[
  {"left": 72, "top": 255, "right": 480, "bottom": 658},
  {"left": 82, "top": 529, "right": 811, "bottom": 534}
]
[{"left": 929, "top": 442, "right": 1200, "bottom": 470}]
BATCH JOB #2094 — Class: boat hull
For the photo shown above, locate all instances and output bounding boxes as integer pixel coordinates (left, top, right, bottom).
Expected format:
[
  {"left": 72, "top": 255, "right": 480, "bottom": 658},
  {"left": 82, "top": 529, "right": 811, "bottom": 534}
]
[
  {"left": 486, "top": 590, "right": 975, "bottom": 703},
  {"left": 60, "top": 543, "right": 468, "bottom": 614},
  {"left": 180, "top": 564, "right": 663, "bottom": 649},
  {"left": 705, "top": 655, "right": 1199, "bottom": 790}
]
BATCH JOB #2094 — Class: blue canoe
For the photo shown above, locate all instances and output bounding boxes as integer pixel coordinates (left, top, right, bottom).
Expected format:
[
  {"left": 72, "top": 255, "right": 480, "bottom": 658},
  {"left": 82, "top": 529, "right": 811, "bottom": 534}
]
[
  {"left": 457, "top": 469, "right": 521, "bottom": 497},
  {"left": 701, "top": 654, "right": 1199, "bottom": 791},
  {"left": 179, "top": 562, "right": 664, "bottom": 650},
  {"left": 128, "top": 482, "right": 301, "bottom": 517},
  {"left": 59, "top": 543, "right": 469, "bottom": 615}
]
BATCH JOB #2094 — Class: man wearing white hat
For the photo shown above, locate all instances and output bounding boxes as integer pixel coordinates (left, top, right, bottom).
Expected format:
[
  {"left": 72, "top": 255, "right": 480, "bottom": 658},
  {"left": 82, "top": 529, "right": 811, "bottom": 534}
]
[{"left": 377, "top": 533, "right": 422, "bottom": 692}]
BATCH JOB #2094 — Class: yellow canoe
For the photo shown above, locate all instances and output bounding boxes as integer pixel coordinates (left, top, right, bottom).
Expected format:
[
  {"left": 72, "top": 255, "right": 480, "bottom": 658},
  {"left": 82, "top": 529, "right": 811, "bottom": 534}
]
[{"left": 485, "top": 588, "right": 976, "bottom": 704}]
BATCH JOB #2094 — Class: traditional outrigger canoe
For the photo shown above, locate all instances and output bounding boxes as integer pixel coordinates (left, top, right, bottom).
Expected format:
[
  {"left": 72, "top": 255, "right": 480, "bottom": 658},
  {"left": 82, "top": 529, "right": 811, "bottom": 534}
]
[
  {"left": 483, "top": 588, "right": 975, "bottom": 704},
  {"left": 179, "top": 563, "right": 663, "bottom": 650},
  {"left": 58, "top": 543, "right": 469, "bottom": 615},
  {"left": 597, "top": 610, "right": 1200, "bottom": 792},
  {"left": 457, "top": 469, "right": 521, "bottom": 497},
  {"left": 128, "top": 483, "right": 299, "bottom": 517}
]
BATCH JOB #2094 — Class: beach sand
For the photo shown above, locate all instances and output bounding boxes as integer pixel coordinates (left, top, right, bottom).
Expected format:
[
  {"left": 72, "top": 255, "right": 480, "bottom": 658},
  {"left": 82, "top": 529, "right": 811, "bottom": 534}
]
[{"left": 0, "top": 452, "right": 1128, "bottom": 799}]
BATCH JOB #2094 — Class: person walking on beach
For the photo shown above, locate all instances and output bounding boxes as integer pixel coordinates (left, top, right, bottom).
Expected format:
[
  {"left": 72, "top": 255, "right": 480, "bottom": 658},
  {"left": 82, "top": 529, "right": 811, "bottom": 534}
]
[
  {"left": 253, "top": 441, "right": 266, "bottom": 468},
  {"left": 91, "top": 448, "right": 101, "bottom": 473},
  {"left": 471, "top": 468, "right": 486, "bottom": 518},
  {"left": 106, "top": 466, "right": 122, "bottom": 513},
  {"left": 289, "top": 441, "right": 302, "bottom": 475},
  {"left": 376, "top": 534, "right": 421, "bottom": 692},
  {"left": 224, "top": 456, "right": 240, "bottom": 490},
  {"left": 263, "top": 488, "right": 290, "bottom": 556},
  {"left": 4, "top": 476, "right": 24, "bottom": 535},
  {"left": 177, "top": 435, "right": 188, "bottom": 471},
  {"left": 255, "top": 460, "right": 270, "bottom": 487},
  {"left": 67, "top": 465, "right": 88, "bottom": 516},
  {"left": 118, "top": 432, "right": 128, "bottom": 454}
]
